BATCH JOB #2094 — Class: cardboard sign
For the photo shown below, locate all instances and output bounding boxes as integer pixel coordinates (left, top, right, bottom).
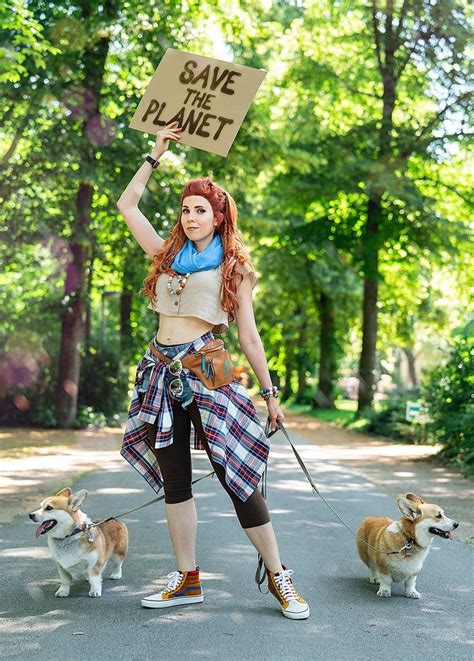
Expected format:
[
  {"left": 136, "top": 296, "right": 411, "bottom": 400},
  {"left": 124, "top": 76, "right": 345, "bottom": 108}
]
[{"left": 129, "top": 49, "right": 267, "bottom": 157}]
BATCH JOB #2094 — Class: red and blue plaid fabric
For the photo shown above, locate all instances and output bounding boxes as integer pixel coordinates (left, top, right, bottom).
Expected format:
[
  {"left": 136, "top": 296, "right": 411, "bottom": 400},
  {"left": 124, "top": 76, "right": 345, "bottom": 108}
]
[{"left": 120, "top": 330, "right": 270, "bottom": 502}]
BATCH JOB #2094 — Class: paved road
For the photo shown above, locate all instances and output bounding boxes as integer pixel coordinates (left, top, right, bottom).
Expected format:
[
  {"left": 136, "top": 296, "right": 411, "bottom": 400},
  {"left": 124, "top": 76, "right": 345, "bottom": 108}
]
[{"left": 0, "top": 425, "right": 472, "bottom": 660}]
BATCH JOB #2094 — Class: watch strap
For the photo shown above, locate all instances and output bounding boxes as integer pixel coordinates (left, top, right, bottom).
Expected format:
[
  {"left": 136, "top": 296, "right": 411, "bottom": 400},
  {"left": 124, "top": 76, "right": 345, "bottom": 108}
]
[{"left": 146, "top": 155, "right": 160, "bottom": 169}]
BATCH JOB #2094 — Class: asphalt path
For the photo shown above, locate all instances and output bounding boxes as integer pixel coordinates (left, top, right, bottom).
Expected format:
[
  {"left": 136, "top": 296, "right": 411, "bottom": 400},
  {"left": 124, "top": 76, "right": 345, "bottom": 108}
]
[{"left": 0, "top": 425, "right": 472, "bottom": 660}]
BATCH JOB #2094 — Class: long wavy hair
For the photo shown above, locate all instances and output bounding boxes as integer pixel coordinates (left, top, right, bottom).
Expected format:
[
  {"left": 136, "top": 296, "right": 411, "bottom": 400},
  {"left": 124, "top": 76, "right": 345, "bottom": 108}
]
[{"left": 140, "top": 177, "right": 257, "bottom": 323}]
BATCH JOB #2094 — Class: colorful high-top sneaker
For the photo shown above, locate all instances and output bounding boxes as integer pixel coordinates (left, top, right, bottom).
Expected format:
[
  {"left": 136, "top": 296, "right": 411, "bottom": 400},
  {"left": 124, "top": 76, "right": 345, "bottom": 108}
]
[
  {"left": 141, "top": 566, "right": 203, "bottom": 609},
  {"left": 266, "top": 564, "right": 310, "bottom": 619}
]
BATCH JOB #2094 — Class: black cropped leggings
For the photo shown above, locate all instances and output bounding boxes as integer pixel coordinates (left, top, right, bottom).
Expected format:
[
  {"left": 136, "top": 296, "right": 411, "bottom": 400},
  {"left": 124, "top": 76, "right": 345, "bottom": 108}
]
[{"left": 144, "top": 398, "right": 270, "bottom": 529}]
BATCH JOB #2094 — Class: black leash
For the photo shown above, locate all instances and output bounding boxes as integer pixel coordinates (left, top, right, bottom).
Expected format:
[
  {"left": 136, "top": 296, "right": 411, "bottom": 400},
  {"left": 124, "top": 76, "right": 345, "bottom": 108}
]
[
  {"left": 65, "top": 470, "right": 216, "bottom": 538},
  {"left": 67, "top": 417, "right": 417, "bottom": 587},
  {"left": 254, "top": 417, "right": 419, "bottom": 592}
]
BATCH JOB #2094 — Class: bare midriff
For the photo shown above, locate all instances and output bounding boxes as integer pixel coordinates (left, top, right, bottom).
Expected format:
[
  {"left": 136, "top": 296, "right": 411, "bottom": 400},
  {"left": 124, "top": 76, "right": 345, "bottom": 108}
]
[{"left": 155, "top": 313, "right": 216, "bottom": 345}]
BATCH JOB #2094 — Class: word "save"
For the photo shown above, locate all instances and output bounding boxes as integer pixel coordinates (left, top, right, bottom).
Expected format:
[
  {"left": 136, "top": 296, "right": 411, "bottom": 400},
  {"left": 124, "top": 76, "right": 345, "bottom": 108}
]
[{"left": 178, "top": 60, "right": 242, "bottom": 94}]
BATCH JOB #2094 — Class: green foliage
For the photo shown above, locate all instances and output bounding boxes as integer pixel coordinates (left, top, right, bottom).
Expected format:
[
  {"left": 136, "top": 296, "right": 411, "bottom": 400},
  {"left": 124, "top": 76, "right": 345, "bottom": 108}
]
[
  {"left": 422, "top": 329, "right": 474, "bottom": 473},
  {"left": 78, "top": 346, "right": 129, "bottom": 422},
  {"left": 0, "top": 0, "right": 61, "bottom": 83},
  {"left": 73, "top": 405, "right": 107, "bottom": 430},
  {"left": 0, "top": 340, "right": 59, "bottom": 428},
  {"left": 0, "top": 342, "right": 129, "bottom": 427},
  {"left": 0, "top": 0, "right": 472, "bottom": 432},
  {"left": 356, "top": 387, "right": 422, "bottom": 443},
  {"left": 31, "top": 405, "right": 57, "bottom": 428}
]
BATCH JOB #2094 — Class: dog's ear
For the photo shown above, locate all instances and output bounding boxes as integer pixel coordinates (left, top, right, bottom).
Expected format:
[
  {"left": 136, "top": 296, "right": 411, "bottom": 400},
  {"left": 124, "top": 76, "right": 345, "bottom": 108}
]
[
  {"left": 69, "top": 489, "right": 88, "bottom": 511},
  {"left": 405, "top": 492, "right": 425, "bottom": 505},
  {"left": 397, "top": 496, "right": 422, "bottom": 521},
  {"left": 55, "top": 487, "right": 72, "bottom": 497}
]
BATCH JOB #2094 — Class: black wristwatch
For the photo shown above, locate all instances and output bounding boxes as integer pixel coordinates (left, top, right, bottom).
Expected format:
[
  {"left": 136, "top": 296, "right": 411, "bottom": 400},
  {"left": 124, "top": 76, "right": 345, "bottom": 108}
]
[{"left": 146, "top": 155, "right": 160, "bottom": 169}]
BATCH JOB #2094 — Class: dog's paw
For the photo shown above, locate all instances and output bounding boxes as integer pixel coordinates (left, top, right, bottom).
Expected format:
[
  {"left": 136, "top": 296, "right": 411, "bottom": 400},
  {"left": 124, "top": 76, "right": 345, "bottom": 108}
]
[
  {"left": 55, "top": 586, "right": 70, "bottom": 597},
  {"left": 88, "top": 589, "right": 102, "bottom": 598},
  {"left": 376, "top": 588, "right": 392, "bottom": 597},
  {"left": 369, "top": 576, "right": 380, "bottom": 585},
  {"left": 405, "top": 589, "right": 421, "bottom": 599},
  {"left": 109, "top": 571, "right": 122, "bottom": 580}
]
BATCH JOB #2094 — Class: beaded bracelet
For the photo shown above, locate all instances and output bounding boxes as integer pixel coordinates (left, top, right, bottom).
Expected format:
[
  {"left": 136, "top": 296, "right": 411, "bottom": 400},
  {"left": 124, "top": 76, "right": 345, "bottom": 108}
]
[{"left": 259, "top": 385, "right": 279, "bottom": 401}]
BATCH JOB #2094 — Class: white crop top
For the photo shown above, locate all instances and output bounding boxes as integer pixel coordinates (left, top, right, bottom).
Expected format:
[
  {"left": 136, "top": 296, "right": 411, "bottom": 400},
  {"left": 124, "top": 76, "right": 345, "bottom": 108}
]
[{"left": 147, "top": 263, "right": 230, "bottom": 334}]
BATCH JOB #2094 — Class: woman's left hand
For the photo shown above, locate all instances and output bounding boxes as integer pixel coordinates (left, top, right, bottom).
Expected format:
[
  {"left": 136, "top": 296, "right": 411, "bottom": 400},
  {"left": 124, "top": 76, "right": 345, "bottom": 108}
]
[{"left": 266, "top": 396, "right": 284, "bottom": 433}]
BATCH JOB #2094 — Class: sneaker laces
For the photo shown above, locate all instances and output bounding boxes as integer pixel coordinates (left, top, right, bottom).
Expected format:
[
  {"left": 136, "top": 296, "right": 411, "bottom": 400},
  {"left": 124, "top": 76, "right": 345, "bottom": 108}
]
[
  {"left": 163, "top": 570, "right": 184, "bottom": 593},
  {"left": 274, "top": 568, "right": 300, "bottom": 601}
]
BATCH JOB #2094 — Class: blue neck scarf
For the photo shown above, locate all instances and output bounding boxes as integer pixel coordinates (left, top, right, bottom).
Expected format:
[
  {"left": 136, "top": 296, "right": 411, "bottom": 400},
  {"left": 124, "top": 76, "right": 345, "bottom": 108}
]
[{"left": 171, "top": 233, "right": 224, "bottom": 274}]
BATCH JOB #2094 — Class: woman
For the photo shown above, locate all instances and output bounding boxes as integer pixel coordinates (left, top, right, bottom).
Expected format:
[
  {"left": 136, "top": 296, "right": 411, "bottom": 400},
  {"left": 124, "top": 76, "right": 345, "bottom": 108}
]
[{"left": 117, "top": 121, "right": 309, "bottom": 620}]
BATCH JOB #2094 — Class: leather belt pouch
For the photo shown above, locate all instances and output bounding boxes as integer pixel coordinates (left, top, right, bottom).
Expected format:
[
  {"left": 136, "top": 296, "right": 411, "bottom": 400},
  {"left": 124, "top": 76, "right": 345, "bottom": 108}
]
[{"left": 149, "top": 338, "right": 235, "bottom": 390}]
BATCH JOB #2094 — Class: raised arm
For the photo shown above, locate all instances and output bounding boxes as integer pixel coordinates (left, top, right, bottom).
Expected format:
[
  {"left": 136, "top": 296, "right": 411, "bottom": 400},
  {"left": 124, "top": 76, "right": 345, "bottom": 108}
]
[{"left": 116, "top": 121, "right": 183, "bottom": 258}]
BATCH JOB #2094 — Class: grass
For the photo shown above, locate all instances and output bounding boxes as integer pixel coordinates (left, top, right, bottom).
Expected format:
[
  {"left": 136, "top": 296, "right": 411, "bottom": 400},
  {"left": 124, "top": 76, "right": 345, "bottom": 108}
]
[
  {"left": 0, "top": 428, "right": 77, "bottom": 451},
  {"left": 285, "top": 398, "right": 362, "bottom": 426},
  {"left": 283, "top": 398, "right": 394, "bottom": 433}
]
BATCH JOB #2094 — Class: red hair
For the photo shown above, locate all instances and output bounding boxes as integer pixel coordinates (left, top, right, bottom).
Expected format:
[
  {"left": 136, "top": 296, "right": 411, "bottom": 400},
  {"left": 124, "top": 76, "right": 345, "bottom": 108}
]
[{"left": 140, "top": 177, "right": 257, "bottom": 323}]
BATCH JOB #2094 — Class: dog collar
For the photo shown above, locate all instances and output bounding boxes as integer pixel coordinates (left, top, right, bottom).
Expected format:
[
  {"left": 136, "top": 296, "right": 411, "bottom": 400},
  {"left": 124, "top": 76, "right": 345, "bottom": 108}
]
[
  {"left": 63, "top": 518, "right": 95, "bottom": 543},
  {"left": 387, "top": 537, "right": 417, "bottom": 556}
]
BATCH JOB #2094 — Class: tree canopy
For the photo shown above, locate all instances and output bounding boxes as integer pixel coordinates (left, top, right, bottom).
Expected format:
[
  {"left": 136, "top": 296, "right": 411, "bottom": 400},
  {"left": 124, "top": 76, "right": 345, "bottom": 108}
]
[{"left": 1, "top": 1, "right": 472, "bottom": 448}]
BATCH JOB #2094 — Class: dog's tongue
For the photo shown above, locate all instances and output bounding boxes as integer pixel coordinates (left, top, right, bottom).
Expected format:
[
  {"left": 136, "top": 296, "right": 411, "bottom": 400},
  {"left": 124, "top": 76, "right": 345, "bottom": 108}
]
[
  {"left": 447, "top": 531, "right": 453, "bottom": 540},
  {"left": 36, "top": 521, "right": 52, "bottom": 538}
]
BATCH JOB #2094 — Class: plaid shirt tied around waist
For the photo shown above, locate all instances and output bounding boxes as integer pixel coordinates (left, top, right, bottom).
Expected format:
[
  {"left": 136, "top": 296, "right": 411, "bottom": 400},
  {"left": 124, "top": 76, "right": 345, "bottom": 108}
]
[{"left": 120, "top": 330, "right": 270, "bottom": 502}]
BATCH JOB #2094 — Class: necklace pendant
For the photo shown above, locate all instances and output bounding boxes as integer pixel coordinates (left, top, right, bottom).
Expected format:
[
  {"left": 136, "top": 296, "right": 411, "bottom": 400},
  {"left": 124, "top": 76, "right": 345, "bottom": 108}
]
[{"left": 167, "top": 271, "right": 191, "bottom": 296}]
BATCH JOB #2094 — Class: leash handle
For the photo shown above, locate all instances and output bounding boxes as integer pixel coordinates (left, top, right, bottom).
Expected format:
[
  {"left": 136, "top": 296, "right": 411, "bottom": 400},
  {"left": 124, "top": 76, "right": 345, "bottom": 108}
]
[{"left": 265, "top": 416, "right": 283, "bottom": 438}]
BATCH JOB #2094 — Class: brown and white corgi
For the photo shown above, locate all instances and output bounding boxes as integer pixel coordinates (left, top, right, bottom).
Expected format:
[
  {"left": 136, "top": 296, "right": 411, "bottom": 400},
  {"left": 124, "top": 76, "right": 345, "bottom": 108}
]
[
  {"left": 29, "top": 487, "right": 128, "bottom": 598},
  {"left": 356, "top": 492, "right": 459, "bottom": 598}
]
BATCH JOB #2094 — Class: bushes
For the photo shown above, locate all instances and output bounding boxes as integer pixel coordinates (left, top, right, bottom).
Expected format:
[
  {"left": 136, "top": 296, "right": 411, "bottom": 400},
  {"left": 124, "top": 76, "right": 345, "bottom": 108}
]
[
  {"left": 77, "top": 345, "right": 129, "bottom": 426},
  {"left": 354, "top": 332, "right": 474, "bottom": 475},
  {"left": 356, "top": 387, "right": 422, "bottom": 443},
  {"left": 422, "top": 332, "right": 474, "bottom": 474},
  {"left": 0, "top": 343, "right": 129, "bottom": 429},
  {"left": 0, "top": 349, "right": 59, "bottom": 428},
  {"left": 74, "top": 405, "right": 108, "bottom": 429}
]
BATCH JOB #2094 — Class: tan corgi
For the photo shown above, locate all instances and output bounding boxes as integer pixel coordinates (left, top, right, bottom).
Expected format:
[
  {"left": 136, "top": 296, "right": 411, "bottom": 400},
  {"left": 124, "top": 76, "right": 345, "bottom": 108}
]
[
  {"left": 29, "top": 487, "right": 128, "bottom": 598},
  {"left": 356, "top": 492, "right": 459, "bottom": 599}
]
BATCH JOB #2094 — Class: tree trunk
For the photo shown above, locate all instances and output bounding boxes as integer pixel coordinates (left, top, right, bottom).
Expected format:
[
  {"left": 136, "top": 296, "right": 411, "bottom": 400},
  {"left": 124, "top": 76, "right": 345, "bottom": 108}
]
[
  {"left": 56, "top": 231, "right": 90, "bottom": 426},
  {"left": 296, "top": 313, "right": 308, "bottom": 402},
  {"left": 393, "top": 347, "right": 403, "bottom": 387},
  {"left": 281, "top": 344, "right": 294, "bottom": 402},
  {"left": 358, "top": 3, "right": 397, "bottom": 411},
  {"left": 55, "top": 2, "right": 117, "bottom": 426},
  {"left": 119, "top": 289, "right": 134, "bottom": 361},
  {"left": 84, "top": 245, "right": 95, "bottom": 351},
  {"left": 315, "top": 291, "right": 335, "bottom": 409},
  {"left": 269, "top": 369, "right": 281, "bottom": 390},
  {"left": 120, "top": 254, "right": 134, "bottom": 347},
  {"left": 120, "top": 290, "right": 132, "bottom": 338},
  {"left": 357, "top": 197, "right": 380, "bottom": 411},
  {"left": 403, "top": 346, "right": 418, "bottom": 387},
  {"left": 296, "top": 359, "right": 306, "bottom": 402}
]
